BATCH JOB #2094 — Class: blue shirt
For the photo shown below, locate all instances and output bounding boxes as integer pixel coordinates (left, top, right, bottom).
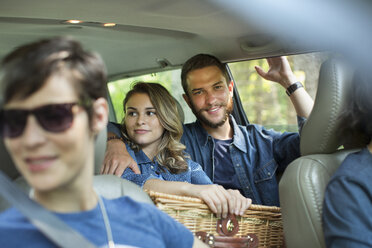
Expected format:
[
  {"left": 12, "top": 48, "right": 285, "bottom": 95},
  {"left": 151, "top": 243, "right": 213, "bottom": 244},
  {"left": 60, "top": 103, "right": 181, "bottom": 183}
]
[
  {"left": 181, "top": 116, "right": 302, "bottom": 206},
  {"left": 122, "top": 144, "right": 212, "bottom": 187},
  {"left": 213, "top": 138, "right": 243, "bottom": 194},
  {"left": 323, "top": 148, "right": 372, "bottom": 248},
  {"left": 108, "top": 116, "right": 302, "bottom": 206},
  {"left": 0, "top": 196, "right": 194, "bottom": 248}
]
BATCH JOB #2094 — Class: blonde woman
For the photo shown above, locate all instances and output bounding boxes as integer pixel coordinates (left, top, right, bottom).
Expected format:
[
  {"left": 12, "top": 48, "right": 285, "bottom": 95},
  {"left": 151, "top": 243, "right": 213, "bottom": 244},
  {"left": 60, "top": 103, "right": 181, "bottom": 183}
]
[{"left": 119, "top": 82, "right": 251, "bottom": 218}]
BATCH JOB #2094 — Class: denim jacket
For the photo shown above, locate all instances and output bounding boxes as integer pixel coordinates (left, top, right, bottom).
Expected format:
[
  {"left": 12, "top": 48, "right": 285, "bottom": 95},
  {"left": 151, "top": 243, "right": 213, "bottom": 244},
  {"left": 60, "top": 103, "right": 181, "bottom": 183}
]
[{"left": 181, "top": 116, "right": 303, "bottom": 206}]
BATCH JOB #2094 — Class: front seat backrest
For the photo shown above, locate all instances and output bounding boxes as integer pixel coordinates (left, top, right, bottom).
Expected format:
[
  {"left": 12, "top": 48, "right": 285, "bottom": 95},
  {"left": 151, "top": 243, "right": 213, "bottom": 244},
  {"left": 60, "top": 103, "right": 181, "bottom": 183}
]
[
  {"left": 94, "top": 125, "right": 107, "bottom": 174},
  {"left": 174, "top": 97, "right": 185, "bottom": 124},
  {"left": 0, "top": 139, "right": 19, "bottom": 180},
  {"left": 279, "top": 58, "right": 357, "bottom": 248}
]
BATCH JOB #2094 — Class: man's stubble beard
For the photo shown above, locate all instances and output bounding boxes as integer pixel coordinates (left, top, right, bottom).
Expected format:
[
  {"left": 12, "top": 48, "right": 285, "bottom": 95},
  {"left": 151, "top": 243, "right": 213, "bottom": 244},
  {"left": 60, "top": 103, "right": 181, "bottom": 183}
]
[{"left": 190, "top": 96, "right": 233, "bottom": 129}]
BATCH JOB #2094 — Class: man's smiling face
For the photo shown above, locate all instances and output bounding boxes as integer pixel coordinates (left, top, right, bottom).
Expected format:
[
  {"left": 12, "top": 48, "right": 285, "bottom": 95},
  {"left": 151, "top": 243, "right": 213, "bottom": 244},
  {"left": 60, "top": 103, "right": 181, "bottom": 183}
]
[{"left": 184, "top": 65, "right": 234, "bottom": 128}]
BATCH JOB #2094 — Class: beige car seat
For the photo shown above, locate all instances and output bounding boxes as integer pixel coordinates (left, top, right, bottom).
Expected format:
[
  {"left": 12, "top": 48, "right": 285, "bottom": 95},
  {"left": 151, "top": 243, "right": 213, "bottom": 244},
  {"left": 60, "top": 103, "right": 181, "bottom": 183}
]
[{"left": 278, "top": 58, "right": 362, "bottom": 248}]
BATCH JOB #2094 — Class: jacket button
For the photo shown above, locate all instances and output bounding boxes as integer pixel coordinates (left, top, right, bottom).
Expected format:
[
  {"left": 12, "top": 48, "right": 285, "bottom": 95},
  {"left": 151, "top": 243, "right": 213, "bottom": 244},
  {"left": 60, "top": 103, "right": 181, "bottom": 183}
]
[
  {"left": 268, "top": 172, "right": 271, "bottom": 176},
  {"left": 236, "top": 164, "right": 240, "bottom": 167}
]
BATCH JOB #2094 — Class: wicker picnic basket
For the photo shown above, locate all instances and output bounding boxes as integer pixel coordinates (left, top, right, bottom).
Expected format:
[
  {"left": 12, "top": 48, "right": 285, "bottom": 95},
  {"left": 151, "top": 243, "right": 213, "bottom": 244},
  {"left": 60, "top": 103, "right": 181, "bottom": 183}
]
[{"left": 148, "top": 191, "right": 285, "bottom": 248}]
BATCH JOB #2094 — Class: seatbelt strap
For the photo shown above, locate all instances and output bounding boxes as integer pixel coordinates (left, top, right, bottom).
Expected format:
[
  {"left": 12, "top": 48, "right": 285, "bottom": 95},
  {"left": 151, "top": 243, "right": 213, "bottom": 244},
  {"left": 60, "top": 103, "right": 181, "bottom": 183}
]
[{"left": 0, "top": 171, "right": 97, "bottom": 248}]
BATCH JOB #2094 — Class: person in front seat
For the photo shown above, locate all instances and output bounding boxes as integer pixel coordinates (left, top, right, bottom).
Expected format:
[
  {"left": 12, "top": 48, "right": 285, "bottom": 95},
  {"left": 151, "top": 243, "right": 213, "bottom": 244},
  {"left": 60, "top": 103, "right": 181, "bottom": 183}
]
[
  {"left": 0, "top": 37, "right": 206, "bottom": 248},
  {"left": 323, "top": 76, "right": 372, "bottom": 248},
  {"left": 119, "top": 82, "right": 251, "bottom": 218},
  {"left": 102, "top": 54, "right": 314, "bottom": 207}
]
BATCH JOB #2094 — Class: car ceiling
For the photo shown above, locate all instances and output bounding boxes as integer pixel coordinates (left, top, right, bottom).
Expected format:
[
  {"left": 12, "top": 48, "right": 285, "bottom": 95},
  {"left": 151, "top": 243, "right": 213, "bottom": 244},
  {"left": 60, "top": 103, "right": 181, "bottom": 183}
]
[{"left": 0, "top": 0, "right": 309, "bottom": 79}]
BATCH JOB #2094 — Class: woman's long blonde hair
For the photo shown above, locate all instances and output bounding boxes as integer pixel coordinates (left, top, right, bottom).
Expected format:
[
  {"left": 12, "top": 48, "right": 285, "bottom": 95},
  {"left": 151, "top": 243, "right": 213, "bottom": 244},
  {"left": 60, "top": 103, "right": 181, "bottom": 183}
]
[{"left": 121, "top": 82, "right": 188, "bottom": 174}]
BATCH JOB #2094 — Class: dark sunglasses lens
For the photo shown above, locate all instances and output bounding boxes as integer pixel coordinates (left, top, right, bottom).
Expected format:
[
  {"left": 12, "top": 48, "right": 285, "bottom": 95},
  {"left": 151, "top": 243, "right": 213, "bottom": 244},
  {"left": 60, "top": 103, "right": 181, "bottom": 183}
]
[
  {"left": 35, "top": 104, "right": 74, "bottom": 133},
  {"left": 1, "top": 110, "right": 28, "bottom": 138}
]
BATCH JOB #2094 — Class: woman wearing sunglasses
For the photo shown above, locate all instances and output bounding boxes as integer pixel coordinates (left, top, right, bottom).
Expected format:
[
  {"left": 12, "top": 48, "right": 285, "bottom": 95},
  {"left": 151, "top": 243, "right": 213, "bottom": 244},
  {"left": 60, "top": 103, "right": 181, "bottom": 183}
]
[
  {"left": 0, "top": 37, "right": 206, "bottom": 248},
  {"left": 119, "top": 82, "right": 251, "bottom": 218}
]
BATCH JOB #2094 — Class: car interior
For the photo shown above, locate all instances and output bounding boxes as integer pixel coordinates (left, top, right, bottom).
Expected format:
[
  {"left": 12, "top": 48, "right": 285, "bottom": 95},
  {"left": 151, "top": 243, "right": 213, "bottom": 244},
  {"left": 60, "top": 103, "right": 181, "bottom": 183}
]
[{"left": 0, "top": 0, "right": 369, "bottom": 247}]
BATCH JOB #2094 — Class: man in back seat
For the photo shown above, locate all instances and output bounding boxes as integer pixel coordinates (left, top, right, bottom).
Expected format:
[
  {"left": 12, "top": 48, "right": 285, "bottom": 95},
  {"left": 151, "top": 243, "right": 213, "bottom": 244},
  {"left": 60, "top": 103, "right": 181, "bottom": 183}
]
[
  {"left": 0, "top": 37, "right": 206, "bottom": 248},
  {"left": 102, "top": 54, "right": 314, "bottom": 207}
]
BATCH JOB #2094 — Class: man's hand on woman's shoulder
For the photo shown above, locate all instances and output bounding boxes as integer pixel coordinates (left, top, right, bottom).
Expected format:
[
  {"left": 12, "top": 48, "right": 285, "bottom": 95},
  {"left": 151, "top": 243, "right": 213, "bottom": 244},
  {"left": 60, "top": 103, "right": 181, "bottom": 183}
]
[{"left": 101, "top": 136, "right": 141, "bottom": 176}]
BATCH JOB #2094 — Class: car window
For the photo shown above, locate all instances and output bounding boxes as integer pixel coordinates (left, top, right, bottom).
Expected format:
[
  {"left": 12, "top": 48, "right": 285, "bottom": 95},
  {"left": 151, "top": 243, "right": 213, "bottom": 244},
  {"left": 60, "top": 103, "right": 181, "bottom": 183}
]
[
  {"left": 229, "top": 52, "right": 329, "bottom": 132},
  {"left": 108, "top": 52, "right": 328, "bottom": 131}
]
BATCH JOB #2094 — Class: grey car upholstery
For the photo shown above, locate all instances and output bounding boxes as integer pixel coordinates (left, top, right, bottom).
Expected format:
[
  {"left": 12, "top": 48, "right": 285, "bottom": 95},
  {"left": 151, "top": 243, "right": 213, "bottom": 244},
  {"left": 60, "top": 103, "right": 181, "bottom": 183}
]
[
  {"left": 175, "top": 97, "right": 185, "bottom": 124},
  {"left": 0, "top": 139, "right": 19, "bottom": 180},
  {"left": 279, "top": 58, "right": 360, "bottom": 248},
  {"left": 0, "top": 124, "right": 152, "bottom": 213}
]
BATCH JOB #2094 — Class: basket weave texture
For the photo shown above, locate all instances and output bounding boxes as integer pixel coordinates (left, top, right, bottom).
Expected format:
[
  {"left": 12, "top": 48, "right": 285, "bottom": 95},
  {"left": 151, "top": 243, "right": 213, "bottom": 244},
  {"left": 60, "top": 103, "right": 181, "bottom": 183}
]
[{"left": 148, "top": 191, "right": 285, "bottom": 248}]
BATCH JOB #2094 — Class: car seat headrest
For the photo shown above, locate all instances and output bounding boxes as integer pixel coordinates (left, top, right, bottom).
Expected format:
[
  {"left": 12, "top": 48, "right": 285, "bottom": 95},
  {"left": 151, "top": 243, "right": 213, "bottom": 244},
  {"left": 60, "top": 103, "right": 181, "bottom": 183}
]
[
  {"left": 174, "top": 97, "right": 185, "bottom": 124},
  {"left": 0, "top": 139, "right": 19, "bottom": 179},
  {"left": 94, "top": 127, "right": 107, "bottom": 174},
  {"left": 300, "top": 58, "right": 355, "bottom": 155}
]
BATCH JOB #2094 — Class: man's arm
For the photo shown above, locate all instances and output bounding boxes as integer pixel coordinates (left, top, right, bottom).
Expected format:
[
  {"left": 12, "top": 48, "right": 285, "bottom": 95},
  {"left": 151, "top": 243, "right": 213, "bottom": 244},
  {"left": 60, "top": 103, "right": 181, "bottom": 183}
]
[
  {"left": 101, "top": 123, "right": 141, "bottom": 175},
  {"left": 255, "top": 56, "right": 314, "bottom": 118}
]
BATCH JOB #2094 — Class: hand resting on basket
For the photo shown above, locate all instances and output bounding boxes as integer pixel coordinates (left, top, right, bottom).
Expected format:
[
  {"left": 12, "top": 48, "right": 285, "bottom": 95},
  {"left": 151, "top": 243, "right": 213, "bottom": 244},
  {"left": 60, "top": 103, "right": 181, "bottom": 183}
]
[
  {"left": 193, "top": 184, "right": 252, "bottom": 218},
  {"left": 144, "top": 179, "right": 252, "bottom": 218}
]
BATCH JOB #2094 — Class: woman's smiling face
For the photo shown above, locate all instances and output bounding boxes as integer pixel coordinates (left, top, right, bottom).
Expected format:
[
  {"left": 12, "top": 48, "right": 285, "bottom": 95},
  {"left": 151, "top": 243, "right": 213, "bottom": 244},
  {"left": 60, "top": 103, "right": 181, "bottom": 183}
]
[{"left": 124, "top": 93, "right": 164, "bottom": 156}]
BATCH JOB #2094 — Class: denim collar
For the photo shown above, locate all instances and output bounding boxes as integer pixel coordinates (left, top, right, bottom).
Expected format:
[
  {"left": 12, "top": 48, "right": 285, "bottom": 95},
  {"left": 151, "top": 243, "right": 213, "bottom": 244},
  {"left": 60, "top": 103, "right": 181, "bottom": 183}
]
[
  {"left": 195, "top": 115, "right": 247, "bottom": 153},
  {"left": 230, "top": 116, "right": 247, "bottom": 153},
  {"left": 134, "top": 149, "right": 153, "bottom": 165}
]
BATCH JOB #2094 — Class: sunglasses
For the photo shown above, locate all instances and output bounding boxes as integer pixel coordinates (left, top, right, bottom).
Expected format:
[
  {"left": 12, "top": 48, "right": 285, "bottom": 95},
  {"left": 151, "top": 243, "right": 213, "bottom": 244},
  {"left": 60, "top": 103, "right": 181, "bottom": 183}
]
[{"left": 0, "top": 103, "right": 81, "bottom": 138}]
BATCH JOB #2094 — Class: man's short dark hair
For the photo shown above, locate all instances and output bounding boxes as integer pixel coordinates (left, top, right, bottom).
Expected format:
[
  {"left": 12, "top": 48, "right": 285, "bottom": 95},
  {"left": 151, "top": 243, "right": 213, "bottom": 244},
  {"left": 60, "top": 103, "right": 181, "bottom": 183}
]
[
  {"left": 181, "top": 54, "right": 230, "bottom": 95},
  {"left": 0, "top": 36, "right": 107, "bottom": 121},
  {"left": 338, "top": 74, "right": 372, "bottom": 145}
]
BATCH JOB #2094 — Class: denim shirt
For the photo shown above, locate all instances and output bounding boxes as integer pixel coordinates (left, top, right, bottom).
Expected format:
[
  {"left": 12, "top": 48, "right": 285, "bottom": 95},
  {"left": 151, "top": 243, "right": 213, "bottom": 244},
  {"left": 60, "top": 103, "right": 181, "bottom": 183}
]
[
  {"left": 121, "top": 144, "right": 212, "bottom": 187},
  {"left": 323, "top": 148, "right": 372, "bottom": 248},
  {"left": 181, "top": 116, "right": 303, "bottom": 206}
]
